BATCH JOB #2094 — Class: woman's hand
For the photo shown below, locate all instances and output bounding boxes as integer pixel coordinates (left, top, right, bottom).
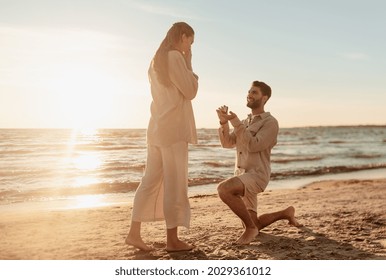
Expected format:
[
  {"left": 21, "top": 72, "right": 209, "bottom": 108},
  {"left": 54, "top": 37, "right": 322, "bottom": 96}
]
[{"left": 184, "top": 48, "right": 193, "bottom": 70}]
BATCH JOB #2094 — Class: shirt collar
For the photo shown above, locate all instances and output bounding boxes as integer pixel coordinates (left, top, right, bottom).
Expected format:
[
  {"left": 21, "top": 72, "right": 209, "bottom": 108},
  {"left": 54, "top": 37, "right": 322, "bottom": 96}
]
[{"left": 248, "top": 112, "right": 271, "bottom": 122}]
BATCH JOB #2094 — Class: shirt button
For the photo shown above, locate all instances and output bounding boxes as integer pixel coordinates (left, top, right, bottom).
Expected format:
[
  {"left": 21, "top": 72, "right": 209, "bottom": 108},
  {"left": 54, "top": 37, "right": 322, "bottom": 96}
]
[
  {"left": 237, "top": 166, "right": 241, "bottom": 168},
  {"left": 239, "top": 152, "right": 242, "bottom": 154}
]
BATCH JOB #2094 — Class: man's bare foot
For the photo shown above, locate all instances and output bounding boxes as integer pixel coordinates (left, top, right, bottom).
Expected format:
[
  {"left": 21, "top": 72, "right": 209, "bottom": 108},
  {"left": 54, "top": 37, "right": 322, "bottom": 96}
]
[
  {"left": 166, "top": 239, "right": 194, "bottom": 252},
  {"left": 284, "top": 206, "right": 302, "bottom": 227},
  {"left": 235, "top": 227, "right": 259, "bottom": 245},
  {"left": 125, "top": 234, "right": 152, "bottom": 251}
]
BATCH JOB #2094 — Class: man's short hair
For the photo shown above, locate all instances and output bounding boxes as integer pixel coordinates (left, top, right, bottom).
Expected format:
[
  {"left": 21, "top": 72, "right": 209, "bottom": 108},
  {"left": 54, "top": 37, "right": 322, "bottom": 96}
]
[{"left": 252, "top": 81, "right": 271, "bottom": 101}]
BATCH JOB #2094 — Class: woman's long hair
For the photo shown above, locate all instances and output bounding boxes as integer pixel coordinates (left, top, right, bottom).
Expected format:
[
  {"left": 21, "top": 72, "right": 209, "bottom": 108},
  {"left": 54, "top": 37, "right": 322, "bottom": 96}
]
[{"left": 153, "top": 22, "right": 194, "bottom": 86}]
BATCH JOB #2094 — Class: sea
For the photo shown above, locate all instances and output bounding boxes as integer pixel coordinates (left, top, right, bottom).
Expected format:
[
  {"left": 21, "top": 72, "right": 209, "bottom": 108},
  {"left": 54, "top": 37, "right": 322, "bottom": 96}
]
[{"left": 1, "top": 126, "right": 385, "bottom": 210}]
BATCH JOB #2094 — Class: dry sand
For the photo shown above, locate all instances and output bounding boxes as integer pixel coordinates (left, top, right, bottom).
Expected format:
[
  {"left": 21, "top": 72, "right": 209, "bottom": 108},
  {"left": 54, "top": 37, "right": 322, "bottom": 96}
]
[{"left": 1, "top": 178, "right": 385, "bottom": 260}]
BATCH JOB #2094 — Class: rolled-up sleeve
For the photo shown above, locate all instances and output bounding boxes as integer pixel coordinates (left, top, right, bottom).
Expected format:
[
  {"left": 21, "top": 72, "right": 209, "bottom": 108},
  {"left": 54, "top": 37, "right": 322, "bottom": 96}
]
[{"left": 218, "top": 123, "right": 237, "bottom": 148}]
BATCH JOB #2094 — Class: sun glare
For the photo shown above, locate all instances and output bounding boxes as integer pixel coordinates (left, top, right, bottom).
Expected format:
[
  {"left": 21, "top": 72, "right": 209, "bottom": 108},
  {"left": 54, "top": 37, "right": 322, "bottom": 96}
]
[
  {"left": 1, "top": 26, "right": 136, "bottom": 129},
  {"left": 48, "top": 66, "right": 117, "bottom": 129},
  {"left": 72, "top": 154, "right": 101, "bottom": 171},
  {"left": 65, "top": 128, "right": 102, "bottom": 188},
  {"left": 70, "top": 194, "right": 107, "bottom": 209},
  {"left": 73, "top": 177, "right": 99, "bottom": 187}
]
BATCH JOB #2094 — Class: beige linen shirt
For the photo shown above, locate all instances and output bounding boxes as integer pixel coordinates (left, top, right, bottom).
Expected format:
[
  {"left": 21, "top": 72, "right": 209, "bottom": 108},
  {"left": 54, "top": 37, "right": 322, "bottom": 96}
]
[
  {"left": 147, "top": 50, "right": 199, "bottom": 147},
  {"left": 218, "top": 112, "right": 279, "bottom": 189}
]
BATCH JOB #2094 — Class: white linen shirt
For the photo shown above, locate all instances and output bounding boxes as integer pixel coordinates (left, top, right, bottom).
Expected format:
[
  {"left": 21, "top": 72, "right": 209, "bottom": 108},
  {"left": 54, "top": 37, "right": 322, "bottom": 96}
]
[
  {"left": 218, "top": 112, "right": 279, "bottom": 189},
  {"left": 147, "top": 50, "right": 199, "bottom": 147}
]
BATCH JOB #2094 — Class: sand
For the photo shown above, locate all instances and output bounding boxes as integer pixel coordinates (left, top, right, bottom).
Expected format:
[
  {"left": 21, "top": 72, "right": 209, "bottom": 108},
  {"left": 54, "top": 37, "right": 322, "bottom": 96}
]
[{"left": 0, "top": 178, "right": 385, "bottom": 260}]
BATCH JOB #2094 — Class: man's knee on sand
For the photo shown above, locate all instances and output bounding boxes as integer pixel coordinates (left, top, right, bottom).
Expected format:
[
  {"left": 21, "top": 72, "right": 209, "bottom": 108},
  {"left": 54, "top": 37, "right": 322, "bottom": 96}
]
[{"left": 217, "top": 181, "right": 229, "bottom": 201}]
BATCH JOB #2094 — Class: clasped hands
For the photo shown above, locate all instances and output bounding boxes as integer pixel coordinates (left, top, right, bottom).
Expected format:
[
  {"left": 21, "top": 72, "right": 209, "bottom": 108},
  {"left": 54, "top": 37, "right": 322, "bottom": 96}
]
[{"left": 216, "top": 105, "right": 237, "bottom": 125}]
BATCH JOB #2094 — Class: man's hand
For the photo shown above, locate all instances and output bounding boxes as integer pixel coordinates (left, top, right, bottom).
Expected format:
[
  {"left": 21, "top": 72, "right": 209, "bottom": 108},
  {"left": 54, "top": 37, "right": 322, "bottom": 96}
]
[{"left": 216, "top": 106, "right": 237, "bottom": 124}]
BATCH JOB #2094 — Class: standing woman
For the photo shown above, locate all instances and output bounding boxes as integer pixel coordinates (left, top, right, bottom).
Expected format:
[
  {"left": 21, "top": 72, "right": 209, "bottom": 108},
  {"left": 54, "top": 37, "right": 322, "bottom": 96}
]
[{"left": 126, "top": 22, "right": 198, "bottom": 252}]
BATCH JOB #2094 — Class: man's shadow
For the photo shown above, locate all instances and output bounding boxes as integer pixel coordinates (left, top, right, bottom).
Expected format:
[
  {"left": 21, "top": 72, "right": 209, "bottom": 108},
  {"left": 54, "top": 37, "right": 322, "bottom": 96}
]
[{"left": 245, "top": 226, "right": 383, "bottom": 260}]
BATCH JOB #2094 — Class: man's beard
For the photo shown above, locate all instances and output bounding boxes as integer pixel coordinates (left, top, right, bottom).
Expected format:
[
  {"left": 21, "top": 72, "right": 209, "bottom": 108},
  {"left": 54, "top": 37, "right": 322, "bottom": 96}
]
[{"left": 247, "top": 98, "right": 262, "bottom": 109}]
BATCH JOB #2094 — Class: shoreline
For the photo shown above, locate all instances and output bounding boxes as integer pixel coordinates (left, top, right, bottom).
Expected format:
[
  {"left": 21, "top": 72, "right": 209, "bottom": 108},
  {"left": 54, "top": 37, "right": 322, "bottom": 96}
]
[
  {"left": 1, "top": 168, "right": 386, "bottom": 213},
  {"left": 0, "top": 176, "right": 385, "bottom": 260}
]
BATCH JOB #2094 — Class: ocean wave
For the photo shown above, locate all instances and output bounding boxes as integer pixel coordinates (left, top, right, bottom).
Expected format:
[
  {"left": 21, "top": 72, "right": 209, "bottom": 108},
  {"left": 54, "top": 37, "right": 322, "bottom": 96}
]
[
  {"left": 0, "top": 182, "right": 140, "bottom": 204},
  {"left": 0, "top": 168, "right": 56, "bottom": 178},
  {"left": 277, "top": 141, "right": 318, "bottom": 146},
  {"left": 271, "top": 163, "right": 386, "bottom": 180},
  {"left": 329, "top": 140, "right": 347, "bottom": 144},
  {"left": 272, "top": 156, "right": 323, "bottom": 164},
  {"left": 350, "top": 154, "right": 382, "bottom": 159},
  {"left": 0, "top": 178, "right": 226, "bottom": 204},
  {"left": 0, "top": 149, "right": 36, "bottom": 155},
  {"left": 203, "top": 161, "right": 234, "bottom": 168},
  {"left": 188, "top": 177, "right": 224, "bottom": 186},
  {"left": 101, "top": 164, "right": 145, "bottom": 172},
  {"left": 73, "top": 144, "right": 145, "bottom": 151},
  {"left": 195, "top": 144, "right": 222, "bottom": 148}
]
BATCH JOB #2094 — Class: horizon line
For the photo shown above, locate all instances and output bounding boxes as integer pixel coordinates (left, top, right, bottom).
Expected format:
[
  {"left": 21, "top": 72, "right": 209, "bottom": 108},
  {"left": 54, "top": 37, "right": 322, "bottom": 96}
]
[{"left": 1, "top": 124, "right": 386, "bottom": 130}]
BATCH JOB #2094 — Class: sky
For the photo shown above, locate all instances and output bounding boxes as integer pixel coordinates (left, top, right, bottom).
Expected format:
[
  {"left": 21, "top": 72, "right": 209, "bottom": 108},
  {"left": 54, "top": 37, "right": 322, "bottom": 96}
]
[{"left": 0, "top": 0, "right": 385, "bottom": 129}]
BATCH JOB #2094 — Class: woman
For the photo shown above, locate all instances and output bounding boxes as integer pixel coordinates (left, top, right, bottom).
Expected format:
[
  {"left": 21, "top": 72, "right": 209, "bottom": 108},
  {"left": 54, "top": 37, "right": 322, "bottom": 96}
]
[{"left": 125, "top": 22, "right": 198, "bottom": 252}]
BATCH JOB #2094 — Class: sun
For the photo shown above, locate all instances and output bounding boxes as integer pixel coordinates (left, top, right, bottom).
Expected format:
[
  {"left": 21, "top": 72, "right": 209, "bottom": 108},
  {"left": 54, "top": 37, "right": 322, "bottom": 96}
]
[{"left": 47, "top": 65, "right": 118, "bottom": 129}]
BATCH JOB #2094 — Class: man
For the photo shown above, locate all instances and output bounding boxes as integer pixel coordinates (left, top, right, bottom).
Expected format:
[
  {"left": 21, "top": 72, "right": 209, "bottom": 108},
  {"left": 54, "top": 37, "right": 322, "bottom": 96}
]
[{"left": 216, "top": 80, "right": 301, "bottom": 245}]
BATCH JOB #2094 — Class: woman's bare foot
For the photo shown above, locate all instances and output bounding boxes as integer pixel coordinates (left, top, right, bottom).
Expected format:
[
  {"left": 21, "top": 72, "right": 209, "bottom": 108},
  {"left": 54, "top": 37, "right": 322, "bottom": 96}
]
[
  {"left": 125, "top": 234, "right": 152, "bottom": 251},
  {"left": 235, "top": 227, "right": 259, "bottom": 245},
  {"left": 166, "top": 239, "right": 194, "bottom": 252},
  {"left": 284, "top": 206, "right": 302, "bottom": 227}
]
